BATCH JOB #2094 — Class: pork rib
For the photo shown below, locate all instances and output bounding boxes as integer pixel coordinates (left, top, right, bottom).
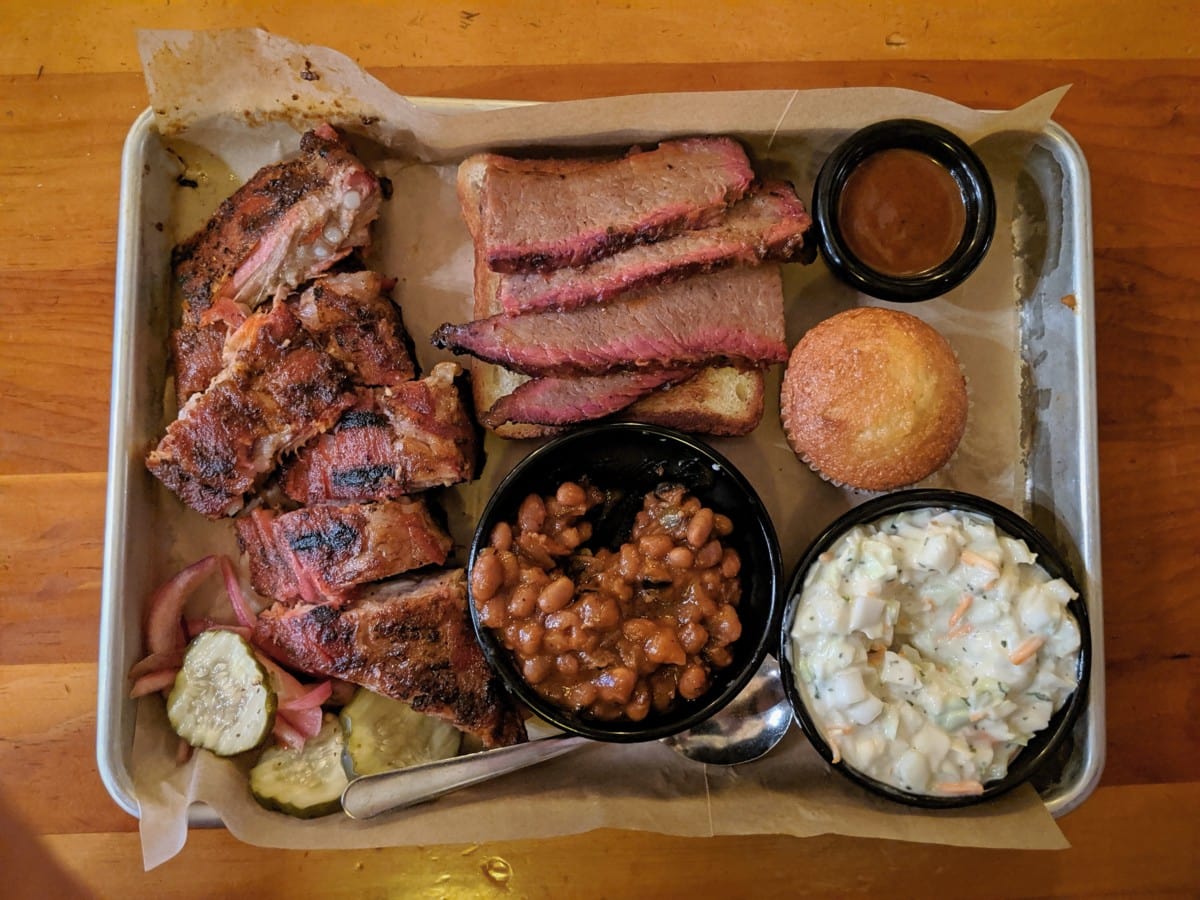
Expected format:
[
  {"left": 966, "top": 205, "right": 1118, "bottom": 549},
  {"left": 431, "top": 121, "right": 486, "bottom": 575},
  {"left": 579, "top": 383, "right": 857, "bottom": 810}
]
[
  {"left": 168, "top": 125, "right": 380, "bottom": 403},
  {"left": 474, "top": 137, "right": 754, "bottom": 274},
  {"left": 282, "top": 362, "right": 477, "bottom": 504},
  {"left": 433, "top": 266, "right": 788, "bottom": 377},
  {"left": 496, "top": 181, "right": 812, "bottom": 313},
  {"left": 287, "top": 271, "right": 416, "bottom": 387},
  {"left": 170, "top": 322, "right": 228, "bottom": 406},
  {"left": 252, "top": 569, "right": 526, "bottom": 748},
  {"left": 173, "top": 124, "right": 381, "bottom": 327},
  {"left": 236, "top": 498, "right": 453, "bottom": 605},
  {"left": 147, "top": 300, "right": 355, "bottom": 518}
]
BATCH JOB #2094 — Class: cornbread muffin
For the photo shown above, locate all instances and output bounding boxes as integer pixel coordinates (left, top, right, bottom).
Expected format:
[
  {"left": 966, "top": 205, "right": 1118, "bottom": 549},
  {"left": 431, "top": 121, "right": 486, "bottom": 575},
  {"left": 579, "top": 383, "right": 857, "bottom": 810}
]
[{"left": 780, "top": 307, "right": 967, "bottom": 491}]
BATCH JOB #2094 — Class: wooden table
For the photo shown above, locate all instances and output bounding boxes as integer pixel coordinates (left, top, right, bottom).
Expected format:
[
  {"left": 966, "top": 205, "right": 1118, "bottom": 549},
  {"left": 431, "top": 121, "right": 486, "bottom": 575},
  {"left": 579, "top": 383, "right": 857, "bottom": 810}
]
[{"left": 1, "top": 3, "right": 1197, "bottom": 896}]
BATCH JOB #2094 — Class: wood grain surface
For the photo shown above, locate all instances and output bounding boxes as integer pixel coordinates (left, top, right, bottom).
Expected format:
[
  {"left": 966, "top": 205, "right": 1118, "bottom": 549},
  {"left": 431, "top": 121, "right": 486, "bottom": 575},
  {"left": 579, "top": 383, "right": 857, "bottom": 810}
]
[{"left": 0, "top": 3, "right": 1197, "bottom": 897}]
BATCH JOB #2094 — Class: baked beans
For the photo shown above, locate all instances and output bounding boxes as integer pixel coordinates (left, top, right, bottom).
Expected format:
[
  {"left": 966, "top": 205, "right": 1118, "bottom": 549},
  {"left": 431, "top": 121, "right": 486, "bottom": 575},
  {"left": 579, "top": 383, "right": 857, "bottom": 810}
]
[{"left": 471, "top": 481, "right": 742, "bottom": 721}]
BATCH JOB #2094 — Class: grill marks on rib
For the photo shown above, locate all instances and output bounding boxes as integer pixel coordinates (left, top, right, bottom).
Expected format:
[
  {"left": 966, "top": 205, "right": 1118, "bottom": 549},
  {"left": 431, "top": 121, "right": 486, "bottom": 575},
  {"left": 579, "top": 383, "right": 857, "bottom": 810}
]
[
  {"left": 147, "top": 300, "right": 356, "bottom": 518},
  {"left": 281, "top": 362, "right": 476, "bottom": 504},
  {"left": 252, "top": 569, "right": 526, "bottom": 748},
  {"left": 168, "top": 125, "right": 382, "bottom": 403},
  {"left": 173, "top": 124, "right": 381, "bottom": 326},
  {"left": 151, "top": 267, "right": 431, "bottom": 518},
  {"left": 288, "top": 271, "right": 416, "bottom": 387},
  {"left": 237, "top": 498, "right": 453, "bottom": 604}
]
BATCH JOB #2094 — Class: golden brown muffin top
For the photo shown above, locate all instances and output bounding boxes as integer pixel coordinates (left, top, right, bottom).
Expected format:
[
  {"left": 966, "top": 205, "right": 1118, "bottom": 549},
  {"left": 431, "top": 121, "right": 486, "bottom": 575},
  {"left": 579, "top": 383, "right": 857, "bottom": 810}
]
[{"left": 780, "top": 307, "right": 967, "bottom": 491}]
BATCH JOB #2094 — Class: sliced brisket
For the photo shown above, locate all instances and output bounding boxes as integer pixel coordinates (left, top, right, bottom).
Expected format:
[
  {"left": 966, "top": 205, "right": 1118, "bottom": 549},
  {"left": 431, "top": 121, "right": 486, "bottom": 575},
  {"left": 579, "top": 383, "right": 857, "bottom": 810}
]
[
  {"left": 433, "top": 266, "right": 788, "bottom": 377},
  {"left": 252, "top": 569, "right": 526, "bottom": 748},
  {"left": 496, "top": 181, "right": 812, "bottom": 313},
  {"left": 481, "top": 367, "right": 698, "bottom": 428},
  {"left": 146, "top": 300, "right": 355, "bottom": 518},
  {"left": 475, "top": 137, "right": 754, "bottom": 274},
  {"left": 236, "top": 498, "right": 453, "bottom": 604},
  {"left": 282, "top": 362, "right": 477, "bottom": 504}
]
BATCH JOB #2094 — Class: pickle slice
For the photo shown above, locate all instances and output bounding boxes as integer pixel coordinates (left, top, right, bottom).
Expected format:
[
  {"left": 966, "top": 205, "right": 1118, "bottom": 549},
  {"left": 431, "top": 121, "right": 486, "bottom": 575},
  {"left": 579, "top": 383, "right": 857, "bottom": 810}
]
[{"left": 166, "top": 630, "right": 275, "bottom": 757}]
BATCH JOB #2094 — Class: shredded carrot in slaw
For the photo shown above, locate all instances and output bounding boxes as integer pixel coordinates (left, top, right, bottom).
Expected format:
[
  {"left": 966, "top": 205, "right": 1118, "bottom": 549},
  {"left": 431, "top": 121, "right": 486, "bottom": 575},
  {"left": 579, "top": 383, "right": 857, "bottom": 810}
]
[
  {"left": 1008, "top": 635, "right": 1046, "bottom": 665},
  {"left": 948, "top": 594, "right": 973, "bottom": 628}
]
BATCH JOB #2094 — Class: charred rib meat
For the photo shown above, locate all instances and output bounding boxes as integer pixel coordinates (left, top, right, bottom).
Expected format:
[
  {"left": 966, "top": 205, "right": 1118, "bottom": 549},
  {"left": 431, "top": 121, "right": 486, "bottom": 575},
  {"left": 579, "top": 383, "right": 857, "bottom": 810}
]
[
  {"left": 282, "top": 362, "right": 476, "bottom": 505},
  {"left": 147, "top": 300, "right": 356, "bottom": 518},
  {"left": 168, "top": 125, "right": 381, "bottom": 403},
  {"left": 236, "top": 498, "right": 453, "bottom": 604},
  {"left": 174, "top": 124, "right": 381, "bottom": 326},
  {"left": 253, "top": 569, "right": 526, "bottom": 748},
  {"left": 287, "top": 271, "right": 416, "bottom": 387}
]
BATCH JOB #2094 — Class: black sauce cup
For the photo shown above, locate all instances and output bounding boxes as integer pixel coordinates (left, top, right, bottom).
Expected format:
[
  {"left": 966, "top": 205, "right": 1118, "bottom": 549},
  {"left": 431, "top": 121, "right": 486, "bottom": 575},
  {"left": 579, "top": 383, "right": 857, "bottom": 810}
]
[
  {"left": 779, "top": 489, "right": 1091, "bottom": 808},
  {"left": 813, "top": 118, "right": 996, "bottom": 302},
  {"left": 469, "top": 423, "right": 782, "bottom": 742}
]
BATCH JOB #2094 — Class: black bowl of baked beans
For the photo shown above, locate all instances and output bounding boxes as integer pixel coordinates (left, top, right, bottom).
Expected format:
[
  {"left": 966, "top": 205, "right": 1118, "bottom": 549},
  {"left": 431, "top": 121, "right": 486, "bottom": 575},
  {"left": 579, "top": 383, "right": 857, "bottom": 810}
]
[{"left": 468, "top": 423, "right": 782, "bottom": 742}]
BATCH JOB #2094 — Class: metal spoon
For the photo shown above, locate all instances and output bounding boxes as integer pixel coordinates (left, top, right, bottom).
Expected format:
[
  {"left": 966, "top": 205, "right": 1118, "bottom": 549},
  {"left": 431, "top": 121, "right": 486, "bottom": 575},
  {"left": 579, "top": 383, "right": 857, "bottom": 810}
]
[
  {"left": 341, "top": 732, "right": 590, "bottom": 819},
  {"left": 660, "top": 655, "right": 791, "bottom": 766},
  {"left": 340, "top": 656, "right": 791, "bottom": 819}
]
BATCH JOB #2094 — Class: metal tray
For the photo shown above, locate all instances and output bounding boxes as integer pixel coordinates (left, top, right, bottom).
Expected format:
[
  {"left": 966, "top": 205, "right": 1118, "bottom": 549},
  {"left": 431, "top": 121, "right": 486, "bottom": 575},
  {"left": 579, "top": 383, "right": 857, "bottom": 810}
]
[{"left": 97, "top": 102, "right": 1104, "bottom": 822}]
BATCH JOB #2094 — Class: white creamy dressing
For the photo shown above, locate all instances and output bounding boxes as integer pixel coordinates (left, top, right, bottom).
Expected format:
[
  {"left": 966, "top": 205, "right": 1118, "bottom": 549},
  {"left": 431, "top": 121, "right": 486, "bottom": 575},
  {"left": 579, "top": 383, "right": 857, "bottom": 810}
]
[{"left": 789, "top": 507, "right": 1081, "bottom": 796}]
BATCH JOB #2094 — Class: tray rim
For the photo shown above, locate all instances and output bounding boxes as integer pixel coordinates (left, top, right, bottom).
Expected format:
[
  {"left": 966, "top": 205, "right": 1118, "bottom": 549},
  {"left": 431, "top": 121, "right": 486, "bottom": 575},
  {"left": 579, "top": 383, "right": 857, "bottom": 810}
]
[{"left": 96, "top": 101, "right": 1105, "bottom": 824}]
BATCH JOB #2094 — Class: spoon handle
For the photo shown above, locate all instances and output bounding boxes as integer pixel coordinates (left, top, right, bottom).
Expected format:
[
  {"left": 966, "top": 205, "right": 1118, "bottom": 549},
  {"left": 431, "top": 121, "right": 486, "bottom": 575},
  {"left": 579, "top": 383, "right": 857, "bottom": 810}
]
[{"left": 341, "top": 734, "right": 590, "bottom": 819}]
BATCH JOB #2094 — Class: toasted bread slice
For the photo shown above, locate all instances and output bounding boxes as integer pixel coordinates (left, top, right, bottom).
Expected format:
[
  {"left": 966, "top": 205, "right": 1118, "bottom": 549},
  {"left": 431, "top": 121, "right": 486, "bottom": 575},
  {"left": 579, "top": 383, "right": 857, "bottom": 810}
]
[{"left": 457, "top": 153, "right": 766, "bottom": 439}]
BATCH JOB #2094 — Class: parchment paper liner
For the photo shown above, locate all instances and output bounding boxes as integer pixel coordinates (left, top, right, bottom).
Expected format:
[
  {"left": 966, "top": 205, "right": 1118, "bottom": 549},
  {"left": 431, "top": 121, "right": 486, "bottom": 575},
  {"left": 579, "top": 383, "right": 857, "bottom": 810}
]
[{"left": 127, "top": 28, "right": 1071, "bottom": 869}]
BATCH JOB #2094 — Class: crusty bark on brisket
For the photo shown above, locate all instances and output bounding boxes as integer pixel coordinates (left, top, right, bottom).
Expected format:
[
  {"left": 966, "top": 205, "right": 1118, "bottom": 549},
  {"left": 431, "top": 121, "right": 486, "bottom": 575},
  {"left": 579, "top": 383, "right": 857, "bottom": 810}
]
[
  {"left": 236, "top": 498, "right": 453, "bottom": 605},
  {"left": 495, "top": 181, "right": 812, "bottom": 313},
  {"left": 281, "top": 362, "right": 476, "bottom": 504},
  {"left": 252, "top": 568, "right": 526, "bottom": 748},
  {"left": 474, "top": 137, "right": 754, "bottom": 274},
  {"left": 147, "top": 300, "right": 356, "bottom": 518},
  {"left": 433, "top": 266, "right": 788, "bottom": 377}
]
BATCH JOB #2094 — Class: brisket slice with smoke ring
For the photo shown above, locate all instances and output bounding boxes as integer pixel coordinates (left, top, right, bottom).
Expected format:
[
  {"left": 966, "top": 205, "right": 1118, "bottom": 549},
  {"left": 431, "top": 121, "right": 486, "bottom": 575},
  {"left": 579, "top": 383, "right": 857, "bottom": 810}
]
[
  {"left": 252, "top": 569, "right": 526, "bottom": 748},
  {"left": 236, "top": 498, "right": 453, "bottom": 606},
  {"left": 481, "top": 367, "right": 699, "bottom": 428},
  {"left": 476, "top": 137, "right": 754, "bottom": 274},
  {"left": 433, "top": 266, "right": 788, "bottom": 378},
  {"left": 496, "top": 181, "right": 813, "bottom": 314}
]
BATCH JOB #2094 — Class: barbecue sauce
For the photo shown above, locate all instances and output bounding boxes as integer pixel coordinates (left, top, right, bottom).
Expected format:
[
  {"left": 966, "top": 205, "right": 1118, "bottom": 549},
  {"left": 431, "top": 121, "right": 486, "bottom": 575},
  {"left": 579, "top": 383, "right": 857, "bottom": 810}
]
[{"left": 837, "top": 148, "right": 966, "bottom": 277}]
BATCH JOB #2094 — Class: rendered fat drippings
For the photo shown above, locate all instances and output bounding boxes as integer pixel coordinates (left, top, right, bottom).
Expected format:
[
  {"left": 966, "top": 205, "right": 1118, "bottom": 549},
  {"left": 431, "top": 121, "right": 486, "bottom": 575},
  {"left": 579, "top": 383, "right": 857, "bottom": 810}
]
[{"left": 789, "top": 508, "right": 1081, "bottom": 796}]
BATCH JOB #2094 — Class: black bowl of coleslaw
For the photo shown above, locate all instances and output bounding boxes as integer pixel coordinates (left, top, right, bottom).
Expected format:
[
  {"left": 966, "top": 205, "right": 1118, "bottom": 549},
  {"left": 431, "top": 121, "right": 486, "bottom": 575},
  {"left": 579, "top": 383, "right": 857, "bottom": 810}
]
[{"left": 779, "top": 489, "right": 1091, "bottom": 808}]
